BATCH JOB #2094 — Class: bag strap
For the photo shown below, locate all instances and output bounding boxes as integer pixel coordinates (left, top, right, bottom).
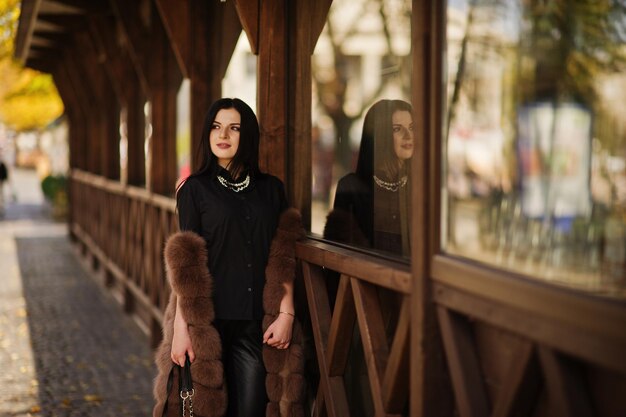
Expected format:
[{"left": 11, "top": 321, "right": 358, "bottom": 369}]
[
  {"left": 179, "top": 354, "right": 194, "bottom": 417},
  {"left": 161, "top": 365, "right": 176, "bottom": 417}
]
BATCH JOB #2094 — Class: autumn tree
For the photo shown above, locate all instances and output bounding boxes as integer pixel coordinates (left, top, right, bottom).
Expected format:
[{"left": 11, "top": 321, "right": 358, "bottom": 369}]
[{"left": 0, "top": 0, "right": 63, "bottom": 132}]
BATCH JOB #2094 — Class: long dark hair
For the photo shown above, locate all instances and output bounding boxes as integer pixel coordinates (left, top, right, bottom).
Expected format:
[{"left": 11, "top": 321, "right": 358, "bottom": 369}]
[
  {"left": 181, "top": 98, "right": 260, "bottom": 190},
  {"left": 355, "top": 99, "right": 413, "bottom": 182}
]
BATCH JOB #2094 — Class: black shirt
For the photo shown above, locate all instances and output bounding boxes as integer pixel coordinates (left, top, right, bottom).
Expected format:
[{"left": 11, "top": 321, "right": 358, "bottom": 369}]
[{"left": 177, "top": 169, "right": 288, "bottom": 320}]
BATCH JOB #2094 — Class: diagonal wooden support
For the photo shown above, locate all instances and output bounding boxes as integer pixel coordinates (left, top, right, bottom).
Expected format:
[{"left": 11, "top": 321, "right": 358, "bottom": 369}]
[
  {"left": 327, "top": 274, "right": 357, "bottom": 376},
  {"left": 382, "top": 295, "right": 410, "bottom": 413},
  {"left": 437, "top": 306, "right": 489, "bottom": 417},
  {"left": 491, "top": 341, "right": 542, "bottom": 417},
  {"left": 538, "top": 346, "right": 593, "bottom": 417},
  {"left": 351, "top": 278, "right": 390, "bottom": 417},
  {"left": 302, "top": 262, "right": 350, "bottom": 417}
]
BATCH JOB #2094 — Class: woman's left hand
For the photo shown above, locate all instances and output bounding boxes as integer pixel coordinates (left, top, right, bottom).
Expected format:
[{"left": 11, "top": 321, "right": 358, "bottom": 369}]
[{"left": 263, "top": 312, "right": 294, "bottom": 350}]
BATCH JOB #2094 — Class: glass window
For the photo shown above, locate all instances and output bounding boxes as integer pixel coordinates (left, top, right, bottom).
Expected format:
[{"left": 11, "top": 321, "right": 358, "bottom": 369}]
[
  {"left": 444, "top": 0, "right": 626, "bottom": 297},
  {"left": 312, "top": 0, "right": 413, "bottom": 259}
]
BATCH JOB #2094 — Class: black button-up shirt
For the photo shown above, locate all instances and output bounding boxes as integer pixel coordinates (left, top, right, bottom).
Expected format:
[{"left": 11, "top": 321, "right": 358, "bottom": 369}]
[{"left": 177, "top": 170, "right": 288, "bottom": 320}]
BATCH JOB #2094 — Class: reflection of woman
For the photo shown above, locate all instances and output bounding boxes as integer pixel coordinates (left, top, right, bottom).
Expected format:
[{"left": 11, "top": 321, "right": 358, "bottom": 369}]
[
  {"left": 325, "top": 99, "right": 413, "bottom": 256},
  {"left": 322, "top": 99, "right": 413, "bottom": 416}
]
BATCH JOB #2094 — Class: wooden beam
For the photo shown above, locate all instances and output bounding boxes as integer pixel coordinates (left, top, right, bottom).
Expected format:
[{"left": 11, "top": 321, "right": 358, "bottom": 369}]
[
  {"left": 382, "top": 296, "right": 410, "bottom": 413},
  {"left": 491, "top": 341, "right": 542, "bottom": 417},
  {"left": 188, "top": 0, "right": 241, "bottom": 172},
  {"left": 302, "top": 262, "right": 351, "bottom": 417},
  {"left": 351, "top": 279, "right": 390, "bottom": 417},
  {"left": 437, "top": 306, "right": 490, "bottom": 417},
  {"left": 46, "top": 0, "right": 110, "bottom": 14},
  {"left": 326, "top": 274, "right": 356, "bottom": 376},
  {"left": 538, "top": 347, "right": 593, "bottom": 417},
  {"left": 154, "top": 0, "right": 190, "bottom": 77},
  {"left": 37, "top": 13, "right": 88, "bottom": 30},
  {"left": 146, "top": 2, "right": 180, "bottom": 195},
  {"left": 233, "top": 0, "right": 259, "bottom": 54},
  {"left": 107, "top": 0, "right": 151, "bottom": 94}
]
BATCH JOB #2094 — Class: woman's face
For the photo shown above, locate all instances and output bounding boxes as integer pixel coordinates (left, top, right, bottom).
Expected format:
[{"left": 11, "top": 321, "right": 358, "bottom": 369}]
[
  {"left": 210, "top": 108, "right": 241, "bottom": 169},
  {"left": 392, "top": 110, "right": 414, "bottom": 161}
]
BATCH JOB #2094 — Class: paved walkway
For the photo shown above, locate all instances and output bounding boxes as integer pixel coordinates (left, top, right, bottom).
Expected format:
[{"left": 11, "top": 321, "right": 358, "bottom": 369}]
[{"left": 0, "top": 168, "right": 156, "bottom": 417}]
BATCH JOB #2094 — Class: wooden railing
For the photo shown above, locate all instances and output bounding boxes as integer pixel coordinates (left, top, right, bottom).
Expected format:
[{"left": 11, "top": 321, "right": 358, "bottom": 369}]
[
  {"left": 70, "top": 171, "right": 414, "bottom": 414},
  {"left": 296, "top": 240, "right": 412, "bottom": 417},
  {"left": 70, "top": 170, "right": 178, "bottom": 347}
]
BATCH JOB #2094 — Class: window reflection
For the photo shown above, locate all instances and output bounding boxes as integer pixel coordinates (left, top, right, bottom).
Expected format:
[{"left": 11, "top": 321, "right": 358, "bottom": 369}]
[
  {"left": 444, "top": 0, "right": 626, "bottom": 296},
  {"left": 325, "top": 100, "right": 413, "bottom": 256},
  {"left": 312, "top": 0, "right": 412, "bottom": 259}
]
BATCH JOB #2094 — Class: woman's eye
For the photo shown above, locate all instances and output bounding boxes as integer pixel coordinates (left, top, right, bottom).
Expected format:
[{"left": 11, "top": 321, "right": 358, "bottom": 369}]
[
  {"left": 211, "top": 124, "right": 220, "bottom": 130},
  {"left": 231, "top": 126, "right": 240, "bottom": 132},
  {"left": 393, "top": 127, "right": 401, "bottom": 133}
]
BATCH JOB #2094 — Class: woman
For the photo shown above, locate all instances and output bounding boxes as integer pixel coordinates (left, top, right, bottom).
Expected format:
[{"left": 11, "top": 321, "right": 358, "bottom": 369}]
[
  {"left": 153, "top": 98, "right": 305, "bottom": 417},
  {"left": 325, "top": 99, "right": 414, "bottom": 256}
]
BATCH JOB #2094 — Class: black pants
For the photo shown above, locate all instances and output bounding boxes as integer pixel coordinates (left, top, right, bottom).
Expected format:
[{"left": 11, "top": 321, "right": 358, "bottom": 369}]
[{"left": 215, "top": 319, "right": 267, "bottom": 417}]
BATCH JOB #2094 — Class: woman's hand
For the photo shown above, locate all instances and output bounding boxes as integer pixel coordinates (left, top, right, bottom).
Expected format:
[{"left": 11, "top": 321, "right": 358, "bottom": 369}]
[
  {"left": 171, "top": 300, "right": 195, "bottom": 366},
  {"left": 263, "top": 312, "right": 294, "bottom": 350}
]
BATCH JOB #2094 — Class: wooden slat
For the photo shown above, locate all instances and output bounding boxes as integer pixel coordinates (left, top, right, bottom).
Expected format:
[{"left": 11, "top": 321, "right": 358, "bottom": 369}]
[
  {"left": 351, "top": 279, "right": 390, "bottom": 417},
  {"left": 296, "top": 240, "right": 412, "bottom": 294},
  {"left": 491, "top": 341, "right": 541, "bottom": 417},
  {"left": 302, "top": 262, "right": 350, "bottom": 417},
  {"left": 437, "top": 306, "right": 489, "bottom": 417},
  {"left": 154, "top": 0, "right": 190, "bottom": 77},
  {"left": 326, "top": 274, "right": 356, "bottom": 376},
  {"left": 382, "top": 296, "right": 410, "bottom": 412},
  {"left": 538, "top": 347, "right": 593, "bottom": 417}
]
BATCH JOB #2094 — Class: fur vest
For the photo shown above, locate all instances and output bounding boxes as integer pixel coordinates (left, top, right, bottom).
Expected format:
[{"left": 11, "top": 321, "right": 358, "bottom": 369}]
[{"left": 153, "top": 208, "right": 306, "bottom": 417}]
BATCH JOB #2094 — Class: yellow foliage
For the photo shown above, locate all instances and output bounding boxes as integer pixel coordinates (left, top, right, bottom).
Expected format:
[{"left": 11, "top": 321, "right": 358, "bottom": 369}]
[{"left": 0, "top": 0, "right": 64, "bottom": 131}]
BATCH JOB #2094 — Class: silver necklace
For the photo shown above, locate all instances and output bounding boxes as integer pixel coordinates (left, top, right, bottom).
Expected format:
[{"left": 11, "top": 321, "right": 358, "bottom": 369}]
[
  {"left": 373, "top": 175, "right": 407, "bottom": 192},
  {"left": 217, "top": 173, "right": 250, "bottom": 192}
]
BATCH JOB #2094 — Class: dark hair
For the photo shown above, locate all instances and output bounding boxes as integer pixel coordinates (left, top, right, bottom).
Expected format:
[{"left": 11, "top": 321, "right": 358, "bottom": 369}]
[
  {"left": 181, "top": 98, "right": 260, "bottom": 189},
  {"left": 355, "top": 99, "right": 413, "bottom": 182}
]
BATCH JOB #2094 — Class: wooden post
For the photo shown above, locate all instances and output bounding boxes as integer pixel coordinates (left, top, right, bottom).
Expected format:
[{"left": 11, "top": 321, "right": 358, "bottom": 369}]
[
  {"left": 147, "top": 1, "right": 180, "bottom": 196},
  {"left": 257, "top": 0, "right": 288, "bottom": 182}
]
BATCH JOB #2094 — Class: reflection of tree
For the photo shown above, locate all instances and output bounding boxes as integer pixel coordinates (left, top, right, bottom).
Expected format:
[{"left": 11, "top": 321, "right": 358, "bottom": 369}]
[
  {"left": 447, "top": 0, "right": 626, "bottom": 137},
  {"left": 313, "top": 0, "right": 411, "bottom": 171},
  {"left": 523, "top": 0, "right": 626, "bottom": 103}
]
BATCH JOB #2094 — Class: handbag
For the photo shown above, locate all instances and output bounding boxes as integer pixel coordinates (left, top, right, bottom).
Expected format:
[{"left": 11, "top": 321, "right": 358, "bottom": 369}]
[{"left": 162, "top": 354, "right": 195, "bottom": 417}]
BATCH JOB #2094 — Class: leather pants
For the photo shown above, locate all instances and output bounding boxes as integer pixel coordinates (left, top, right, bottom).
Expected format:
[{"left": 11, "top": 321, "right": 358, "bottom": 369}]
[{"left": 215, "top": 319, "right": 268, "bottom": 417}]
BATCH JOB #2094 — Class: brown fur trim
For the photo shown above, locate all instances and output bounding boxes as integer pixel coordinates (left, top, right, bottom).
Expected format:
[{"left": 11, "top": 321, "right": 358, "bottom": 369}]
[
  {"left": 153, "top": 232, "right": 225, "bottom": 417},
  {"left": 154, "top": 208, "right": 306, "bottom": 417},
  {"left": 263, "top": 209, "right": 306, "bottom": 415}
]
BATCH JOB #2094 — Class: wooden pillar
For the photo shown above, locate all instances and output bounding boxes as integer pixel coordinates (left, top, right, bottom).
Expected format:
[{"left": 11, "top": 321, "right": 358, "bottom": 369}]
[
  {"left": 411, "top": 0, "right": 454, "bottom": 416},
  {"left": 147, "top": 1, "right": 180, "bottom": 196},
  {"left": 126, "top": 85, "right": 146, "bottom": 186},
  {"left": 90, "top": 15, "right": 146, "bottom": 186},
  {"left": 284, "top": 0, "right": 331, "bottom": 225},
  {"left": 74, "top": 30, "right": 120, "bottom": 180},
  {"left": 62, "top": 49, "right": 95, "bottom": 173},
  {"left": 257, "top": 0, "right": 288, "bottom": 181}
]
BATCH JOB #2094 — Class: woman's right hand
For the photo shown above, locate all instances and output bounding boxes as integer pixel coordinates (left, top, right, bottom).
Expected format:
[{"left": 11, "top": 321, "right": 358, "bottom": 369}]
[{"left": 171, "top": 301, "right": 195, "bottom": 366}]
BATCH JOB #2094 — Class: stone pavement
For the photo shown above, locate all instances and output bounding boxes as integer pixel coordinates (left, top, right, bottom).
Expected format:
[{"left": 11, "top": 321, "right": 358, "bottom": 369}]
[{"left": 0, "top": 168, "right": 156, "bottom": 417}]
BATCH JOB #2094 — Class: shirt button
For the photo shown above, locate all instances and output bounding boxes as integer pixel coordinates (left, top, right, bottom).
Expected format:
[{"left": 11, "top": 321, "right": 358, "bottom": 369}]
[
  {"left": 245, "top": 216, "right": 250, "bottom": 220},
  {"left": 247, "top": 287, "right": 252, "bottom": 292},
  {"left": 247, "top": 263, "right": 252, "bottom": 268}
]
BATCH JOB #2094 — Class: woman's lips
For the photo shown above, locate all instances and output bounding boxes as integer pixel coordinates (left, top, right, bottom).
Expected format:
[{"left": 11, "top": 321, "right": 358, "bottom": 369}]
[
  {"left": 402, "top": 144, "right": 413, "bottom": 149},
  {"left": 217, "top": 143, "right": 231, "bottom": 149}
]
